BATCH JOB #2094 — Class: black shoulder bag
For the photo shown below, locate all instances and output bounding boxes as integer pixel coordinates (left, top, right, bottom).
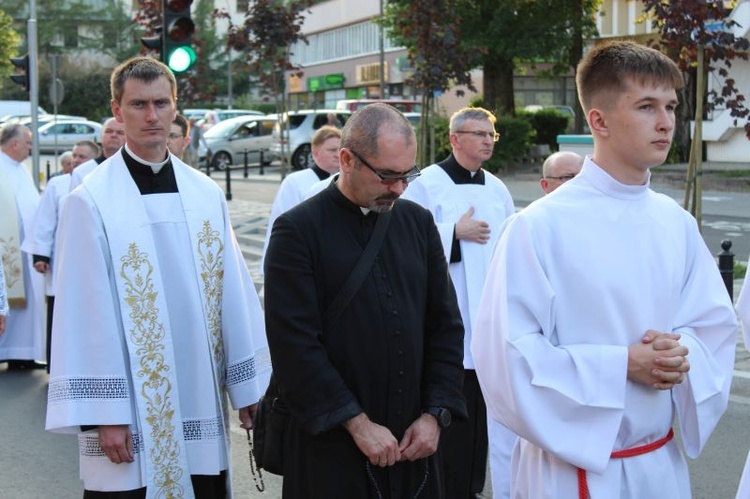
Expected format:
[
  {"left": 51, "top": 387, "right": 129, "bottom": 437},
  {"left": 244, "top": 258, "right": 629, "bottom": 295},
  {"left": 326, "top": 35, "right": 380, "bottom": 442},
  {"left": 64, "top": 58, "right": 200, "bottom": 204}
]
[{"left": 253, "top": 211, "right": 392, "bottom": 476}]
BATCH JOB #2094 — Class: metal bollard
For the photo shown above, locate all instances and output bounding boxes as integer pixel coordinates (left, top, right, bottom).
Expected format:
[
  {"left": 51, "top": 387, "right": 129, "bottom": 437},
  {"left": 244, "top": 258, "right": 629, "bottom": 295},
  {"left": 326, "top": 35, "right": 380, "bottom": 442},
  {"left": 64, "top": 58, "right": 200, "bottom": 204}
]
[
  {"left": 205, "top": 156, "right": 211, "bottom": 178},
  {"left": 243, "top": 149, "right": 249, "bottom": 178},
  {"left": 225, "top": 165, "right": 232, "bottom": 201},
  {"left": 259, "top": 150, "right": 265, "bottom": 175},
  {"left": 46, "top": 160, "right": 51, "bottom": 182},
  {"left": 718, "top": 239, "right": 734, "bottom": 300}
]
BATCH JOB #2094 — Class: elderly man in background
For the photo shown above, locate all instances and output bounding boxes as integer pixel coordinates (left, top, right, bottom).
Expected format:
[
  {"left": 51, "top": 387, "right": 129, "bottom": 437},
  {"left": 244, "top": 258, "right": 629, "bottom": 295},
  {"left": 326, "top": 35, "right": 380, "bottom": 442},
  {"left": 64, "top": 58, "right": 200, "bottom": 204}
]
[
  {"left": 69, "top": 116, "right": 125, "bottom": 190},
  {"left": 0, "top": 123, "right": 45, "bottom": 371},
  {"left": 539, "top": 151, "right": 584, "bottom": 194}
]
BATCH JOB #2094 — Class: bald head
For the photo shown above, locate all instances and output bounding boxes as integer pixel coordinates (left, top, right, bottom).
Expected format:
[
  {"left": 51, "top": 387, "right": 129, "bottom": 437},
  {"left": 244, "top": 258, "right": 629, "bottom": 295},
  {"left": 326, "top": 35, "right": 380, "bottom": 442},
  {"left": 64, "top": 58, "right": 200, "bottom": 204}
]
[
  {"left": 540, "top": 151, "right": 584, "bottom": 194},
  {"left": 100, "top": 117, "right": 126, "bottom": 158}
]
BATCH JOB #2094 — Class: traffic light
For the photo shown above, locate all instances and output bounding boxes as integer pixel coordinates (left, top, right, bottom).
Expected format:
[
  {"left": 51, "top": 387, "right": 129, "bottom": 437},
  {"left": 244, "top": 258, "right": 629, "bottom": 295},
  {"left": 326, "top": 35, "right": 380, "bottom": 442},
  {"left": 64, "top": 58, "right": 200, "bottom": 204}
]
[
  {"left": 163, "top": 0, "right": 196, "bottom": 73},
  {"left": 9, "top": 54, "right": 29, "bottom": 93},
  {"left": 141, "top": 27, "right": 164, "bottom": 62}
]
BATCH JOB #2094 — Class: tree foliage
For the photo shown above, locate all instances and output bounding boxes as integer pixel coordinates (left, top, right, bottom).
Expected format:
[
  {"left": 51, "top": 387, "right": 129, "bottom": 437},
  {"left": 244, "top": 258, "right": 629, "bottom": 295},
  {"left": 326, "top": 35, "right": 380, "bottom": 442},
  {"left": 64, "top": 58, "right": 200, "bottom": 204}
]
[
  {"left": 216, "top": 0, "right": 312, "bottom": 175},
  {"left": 4, "top": 0, "right": 139, "bottom": 61},
  {"left": 217, "top": 0, "right": 311, "bottom": 102},
  {"left": 454, "top": 0, "right": 601, "bottom": 116},
  {"left": 641, "top": 0, "right": 750, "bottom": 139},
  {"left": 0, "top": 9, "right": 20, "bottom": 87},
  {"left": 380, "top": 0, "right": 480, "bottom": 164}
]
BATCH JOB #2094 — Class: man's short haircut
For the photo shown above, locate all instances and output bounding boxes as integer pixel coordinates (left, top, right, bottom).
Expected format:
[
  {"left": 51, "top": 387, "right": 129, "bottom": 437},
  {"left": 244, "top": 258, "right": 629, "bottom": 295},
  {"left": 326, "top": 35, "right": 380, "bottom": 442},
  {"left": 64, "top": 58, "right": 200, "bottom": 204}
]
[
  {"left": 576, "top": 40, "right": 684, "bottom": 113},
  {"left": 75, "top": 139, "right": 100, "bottom": 157},
  {"left": 311, "top": 125, "right": 341, "bottom": 148},
  {"left": 110, "top": 56, "right": 177, "bottom": 105},
  {"left": 173, "top": 114, "right": 189, "bottom": 137},
  {"left": 341, "top": 103, "right": 414, "bottom": 158},
  {"left": 0, "top": 123, "right": 29, "bottom": 146},
  {"left": 450, "top": 107, "right": 496, "bottom": 133}
]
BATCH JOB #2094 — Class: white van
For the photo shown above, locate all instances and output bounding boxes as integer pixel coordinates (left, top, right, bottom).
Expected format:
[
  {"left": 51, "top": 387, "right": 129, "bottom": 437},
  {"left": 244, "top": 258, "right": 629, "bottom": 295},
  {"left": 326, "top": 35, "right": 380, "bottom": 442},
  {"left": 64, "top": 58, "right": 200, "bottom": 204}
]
[{"left": 0, "top": 100, "right": 48, "bottom": 123}]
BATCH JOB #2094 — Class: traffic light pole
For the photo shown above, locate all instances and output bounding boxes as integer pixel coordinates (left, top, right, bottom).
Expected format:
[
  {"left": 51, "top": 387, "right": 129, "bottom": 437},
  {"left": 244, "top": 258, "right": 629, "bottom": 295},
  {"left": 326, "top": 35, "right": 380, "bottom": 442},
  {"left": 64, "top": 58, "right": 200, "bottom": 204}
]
[{"left": 29, "top": 0, "right": 40, "bottom": 190}]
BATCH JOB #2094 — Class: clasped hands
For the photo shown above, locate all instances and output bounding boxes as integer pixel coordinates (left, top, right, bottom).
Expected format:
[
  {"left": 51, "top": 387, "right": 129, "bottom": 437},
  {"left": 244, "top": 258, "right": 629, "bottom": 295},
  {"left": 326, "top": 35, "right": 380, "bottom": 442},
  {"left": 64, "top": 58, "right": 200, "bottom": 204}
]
[
  {"left": 344, "top": 412, "right": 440, "bottom": 468},
  {"left": 628, "top": 329, "right": 690, "bottom": 390}
]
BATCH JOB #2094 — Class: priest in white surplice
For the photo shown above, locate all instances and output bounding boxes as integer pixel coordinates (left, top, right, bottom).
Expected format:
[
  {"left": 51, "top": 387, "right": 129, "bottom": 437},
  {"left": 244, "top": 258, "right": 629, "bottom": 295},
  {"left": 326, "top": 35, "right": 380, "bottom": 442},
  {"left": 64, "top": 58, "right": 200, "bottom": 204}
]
[
  {"left": 46, "top": 57, "right": 270, "bottom": 499},
  {"left": 402, "top": 107, "right": 515, "bottom": 499},
  {"left": 473, "top": 41, "right": 737, "bottom": 499},
  {"left": 22, "top": 140, "right": 99, "bottom": 372},
  {"left": 0, "top": 123, "right": 46, "bottom": 370},
  {"left": 259, "top": 125, "right": 341, "bottom": 276}
]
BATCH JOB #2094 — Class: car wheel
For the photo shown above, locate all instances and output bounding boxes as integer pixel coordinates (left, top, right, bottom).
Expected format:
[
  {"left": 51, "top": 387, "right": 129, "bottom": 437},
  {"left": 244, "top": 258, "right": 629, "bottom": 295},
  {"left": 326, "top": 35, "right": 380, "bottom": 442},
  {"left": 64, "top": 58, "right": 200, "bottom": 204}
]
[
  {"left": 291, "top": 144, "right": 312, "bottom": 170},
  {"left": 212, "top": 151, "right": 232, "bottom": 171}
]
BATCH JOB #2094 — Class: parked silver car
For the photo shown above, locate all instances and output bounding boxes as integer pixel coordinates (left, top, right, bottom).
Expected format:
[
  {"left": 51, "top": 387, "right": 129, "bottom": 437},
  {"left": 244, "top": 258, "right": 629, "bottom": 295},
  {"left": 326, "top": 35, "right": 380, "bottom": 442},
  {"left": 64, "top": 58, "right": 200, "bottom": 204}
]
[
  {"left": 269, "top": 109, "right": 350, "bottom": 170},
  {"left": 37, "top": 119, "right": 102, "bottom": 153},
  {"left": 198, "top": 114, "right": 277, "bottom": 170}
]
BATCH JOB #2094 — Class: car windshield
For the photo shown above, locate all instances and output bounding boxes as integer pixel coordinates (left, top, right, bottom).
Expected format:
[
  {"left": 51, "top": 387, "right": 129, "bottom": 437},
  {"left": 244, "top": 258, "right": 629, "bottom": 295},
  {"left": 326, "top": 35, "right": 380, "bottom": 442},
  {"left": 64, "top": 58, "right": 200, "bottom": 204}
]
[{"left": 204, "top": 119, "right": 243, "bottom": 139}]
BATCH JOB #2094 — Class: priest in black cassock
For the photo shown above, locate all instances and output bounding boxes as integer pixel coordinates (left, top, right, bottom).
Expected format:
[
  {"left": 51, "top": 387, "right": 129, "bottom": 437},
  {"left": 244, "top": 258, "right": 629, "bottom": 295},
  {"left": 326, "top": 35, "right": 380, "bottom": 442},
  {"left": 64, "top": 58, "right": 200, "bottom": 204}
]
[{"left": 264, "top": 103, "right": 467, "bottom": 498}]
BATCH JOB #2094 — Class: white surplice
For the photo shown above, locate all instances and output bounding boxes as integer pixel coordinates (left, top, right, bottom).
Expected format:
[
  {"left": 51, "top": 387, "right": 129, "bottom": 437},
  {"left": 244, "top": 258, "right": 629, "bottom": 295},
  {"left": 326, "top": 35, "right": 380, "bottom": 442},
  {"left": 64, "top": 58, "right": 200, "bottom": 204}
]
[
  {"left": 0, "top": 258, "right": 7, "bottom": 316},
  {"left": 68, "top": 157, "right": 98, "bottom": 191},
  {"left": 46, "top": 152, "right": 271, "bottom": 497},
  {"left": 402, "top": 162, "right": 517, "bottom": 498},
  {"left": 472, "top": 158, "right": 737, "bottom": 499},
  {"left": 21, "top": 173, "right": 70, "bottom": 296},
  {"left": 0, "top": 151, "right": 45, "bottom": 361},
  {"left": 259, "top": 168, "right": 321, "bottom": 275}
]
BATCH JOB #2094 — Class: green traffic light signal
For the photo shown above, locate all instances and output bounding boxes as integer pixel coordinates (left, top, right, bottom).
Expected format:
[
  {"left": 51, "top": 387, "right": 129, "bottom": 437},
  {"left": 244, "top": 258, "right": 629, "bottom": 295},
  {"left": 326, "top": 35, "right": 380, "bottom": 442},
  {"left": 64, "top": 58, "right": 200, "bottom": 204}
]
[
  {"left": 167, "top": 46, "right": 196, "bottom": 73},
  {"left": 163, "top": 0, "right": 195, "bottom": 73}
]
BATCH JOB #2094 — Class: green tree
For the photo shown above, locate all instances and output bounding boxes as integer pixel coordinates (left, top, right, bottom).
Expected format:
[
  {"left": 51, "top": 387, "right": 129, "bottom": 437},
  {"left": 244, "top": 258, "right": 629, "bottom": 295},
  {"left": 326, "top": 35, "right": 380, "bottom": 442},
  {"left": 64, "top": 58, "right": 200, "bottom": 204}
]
[
  {"left": 640, "top": 0, "right": 750, "bottom": 223},
  {"left": 0, "top": 9, "right": 20, "bottom": 88},
  {"left": 218, "top": 0, "right": 313, "bottom": 176},
  {"left": 380, "top": 0, "right": 480, "bottom": 165},
  {"left": 5, "top": 0, "right": 139, "bottom": 61},
  {"left": 455, "top": 0, "right": 601, "bottom": 116}
]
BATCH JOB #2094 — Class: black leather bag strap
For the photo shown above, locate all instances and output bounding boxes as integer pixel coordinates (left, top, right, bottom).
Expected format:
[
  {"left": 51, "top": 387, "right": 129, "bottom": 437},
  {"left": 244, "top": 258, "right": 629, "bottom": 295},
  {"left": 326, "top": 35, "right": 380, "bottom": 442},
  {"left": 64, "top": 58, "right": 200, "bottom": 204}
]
[{"left": 322, "top": 211, "right": 391, "bottom": 329}]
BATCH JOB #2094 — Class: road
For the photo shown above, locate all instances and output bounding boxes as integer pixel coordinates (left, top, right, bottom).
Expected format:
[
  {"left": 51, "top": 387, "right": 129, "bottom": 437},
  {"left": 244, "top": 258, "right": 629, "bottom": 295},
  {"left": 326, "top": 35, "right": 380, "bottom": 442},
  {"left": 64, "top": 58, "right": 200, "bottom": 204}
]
[{"left": 3, "top": 165, "right": 750, "bottom": 498}]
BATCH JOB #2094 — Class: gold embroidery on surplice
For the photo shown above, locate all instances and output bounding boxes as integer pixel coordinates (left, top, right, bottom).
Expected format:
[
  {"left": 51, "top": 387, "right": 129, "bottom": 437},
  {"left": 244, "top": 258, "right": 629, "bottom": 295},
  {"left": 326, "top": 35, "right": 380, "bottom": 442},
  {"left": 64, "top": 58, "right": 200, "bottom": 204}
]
[
  {"left": 1, "top": 236, "right": 26, "bottom": 308},
  {"left": 197, "top": 221, "right": 225, "bottom": 383},
  {"left": 121, "top": 243, "right": 184, "bottom": 498}
]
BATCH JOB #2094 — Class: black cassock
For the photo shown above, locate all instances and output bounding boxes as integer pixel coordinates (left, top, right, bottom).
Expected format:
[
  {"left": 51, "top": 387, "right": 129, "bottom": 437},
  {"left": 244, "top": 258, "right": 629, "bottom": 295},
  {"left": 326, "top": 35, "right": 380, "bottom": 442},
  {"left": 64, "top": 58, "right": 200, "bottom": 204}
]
[{"left": 265, "top": 182, "right": 467, "bottom": 499}]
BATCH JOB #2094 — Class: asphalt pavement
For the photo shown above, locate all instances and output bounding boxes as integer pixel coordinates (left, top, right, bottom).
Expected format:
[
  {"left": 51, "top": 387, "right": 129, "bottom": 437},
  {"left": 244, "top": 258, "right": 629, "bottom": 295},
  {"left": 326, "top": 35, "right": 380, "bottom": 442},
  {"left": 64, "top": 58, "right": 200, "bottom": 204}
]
[{"left": 3, "top": 164, "right": 750, "bottom": 498}]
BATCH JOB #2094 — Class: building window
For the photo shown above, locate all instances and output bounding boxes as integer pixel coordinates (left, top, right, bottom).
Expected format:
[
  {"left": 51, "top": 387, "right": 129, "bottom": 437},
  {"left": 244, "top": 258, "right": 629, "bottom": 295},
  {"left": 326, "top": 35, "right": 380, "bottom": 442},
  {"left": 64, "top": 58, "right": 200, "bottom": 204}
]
[{"left": 290, "top": 20, "right": 402, "bottom": 66}]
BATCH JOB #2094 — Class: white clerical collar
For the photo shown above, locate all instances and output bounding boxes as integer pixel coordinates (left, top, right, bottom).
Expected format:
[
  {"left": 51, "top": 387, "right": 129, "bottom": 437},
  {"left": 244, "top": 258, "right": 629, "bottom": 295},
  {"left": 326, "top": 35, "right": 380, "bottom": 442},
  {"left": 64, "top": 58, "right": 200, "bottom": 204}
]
[
  {"left": 124, "top": 143, "right": 170, "bottom": 174},
  {"left": 582, "top": 157, "right": 650, "bottom": 200}
]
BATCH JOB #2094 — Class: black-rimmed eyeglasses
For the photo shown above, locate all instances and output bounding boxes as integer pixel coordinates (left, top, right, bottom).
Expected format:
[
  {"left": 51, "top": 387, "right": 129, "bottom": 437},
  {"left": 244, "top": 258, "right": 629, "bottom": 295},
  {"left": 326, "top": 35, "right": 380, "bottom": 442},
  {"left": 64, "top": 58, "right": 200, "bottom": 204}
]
[
  {"left": 349, "top": 149, "right": 421, "bottom": 185},
  {"left": 454, "top": 130, "right": 500, "bottom": 142}
]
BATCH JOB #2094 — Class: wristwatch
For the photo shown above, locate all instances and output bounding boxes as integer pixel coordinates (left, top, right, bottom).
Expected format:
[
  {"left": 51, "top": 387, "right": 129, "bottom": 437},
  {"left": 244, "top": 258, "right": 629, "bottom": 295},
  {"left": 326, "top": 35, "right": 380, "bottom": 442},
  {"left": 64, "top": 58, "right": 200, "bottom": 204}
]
[{"left": 424, "top": 407, "right": 451, "bottom": 428}]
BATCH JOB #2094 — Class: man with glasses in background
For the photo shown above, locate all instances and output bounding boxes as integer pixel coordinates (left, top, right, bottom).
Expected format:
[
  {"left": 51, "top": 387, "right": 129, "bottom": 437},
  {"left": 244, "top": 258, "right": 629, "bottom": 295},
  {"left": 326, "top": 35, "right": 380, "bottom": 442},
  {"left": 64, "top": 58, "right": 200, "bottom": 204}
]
[
  {"left": 264, "top": 103, "right": 467, "bottom": 498},
  {"left": 167, "top": 113, "right": 191, "bottom": 160},
  {"left": 540, "top": 150, "right": 583, "bottom": 194},
  {"left": 403, "top": 106, "right": 516, "bottom": 499}
]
